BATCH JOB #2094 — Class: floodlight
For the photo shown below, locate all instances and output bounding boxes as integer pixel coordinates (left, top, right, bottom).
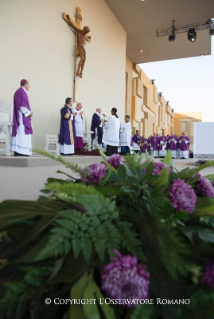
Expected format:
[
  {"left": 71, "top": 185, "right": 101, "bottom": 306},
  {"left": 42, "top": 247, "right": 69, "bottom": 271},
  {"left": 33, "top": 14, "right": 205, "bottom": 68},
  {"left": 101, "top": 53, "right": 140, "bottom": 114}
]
[{"left": 188, "top": 28, "right": 196, "bottom": 42}]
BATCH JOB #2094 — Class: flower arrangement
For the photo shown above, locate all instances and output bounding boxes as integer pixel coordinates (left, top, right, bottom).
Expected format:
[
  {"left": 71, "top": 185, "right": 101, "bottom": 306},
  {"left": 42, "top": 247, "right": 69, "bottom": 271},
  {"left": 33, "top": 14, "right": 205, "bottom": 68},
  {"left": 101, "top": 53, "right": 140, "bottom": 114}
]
[{"left": 0, "top": 150, "right": 214, "bottom": 319}]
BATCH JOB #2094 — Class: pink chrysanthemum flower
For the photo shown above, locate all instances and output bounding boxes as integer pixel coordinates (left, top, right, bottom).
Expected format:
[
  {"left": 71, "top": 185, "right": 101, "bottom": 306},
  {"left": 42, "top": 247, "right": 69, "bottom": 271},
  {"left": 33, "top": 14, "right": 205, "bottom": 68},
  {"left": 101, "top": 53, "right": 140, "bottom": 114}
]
[
  {"left": 142, "top": 161, "right": 171, "bottom": 175},
  {"left": 101, "top": 250, "right": 150, "bottom": 308},
  {"left": 195, "top": 173, "right": 214, "bottom": 198},
  {"left": 107, "top": 154, "right": 121, "bottom": 169},
  {"left": 168, "top": 178, "right": 197, "bottom": 214},
  {"left": 81, "top": 163, "right": 107, "bottom": 185},
  {"left": 201, "top": 259, "right": 214, "bottom": 288}
]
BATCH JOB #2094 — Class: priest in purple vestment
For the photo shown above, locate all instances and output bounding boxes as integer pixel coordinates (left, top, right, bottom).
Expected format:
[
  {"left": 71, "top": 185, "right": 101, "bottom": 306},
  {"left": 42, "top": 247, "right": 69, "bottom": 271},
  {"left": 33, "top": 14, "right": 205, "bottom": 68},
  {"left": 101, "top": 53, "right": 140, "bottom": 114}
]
[
  {"left": 12, "top": 79, "right": 33, "bottom": 156},
  {"left": 158, "top": 131, "right": 168, "bottom": 158},
  {"left": 91, "top": 108, "right": 103, "bottom": 150},
  {"left": 178, "top": 132, "right": 190, "bottom": 159},
  {"left": 141, "top": 135, "right": 149, "bottom": 154},
  {"left": 58, "top": 98, "right": 77, "bottom": 155},
  {"left": 149, "top": 133, "right": 159, "bottom": 158},
  {"left": 167, "top": 132, "right": 178, "bottom": 158},
  {"left": 132, "top": 130, "right": 143, "bottom": 154}
]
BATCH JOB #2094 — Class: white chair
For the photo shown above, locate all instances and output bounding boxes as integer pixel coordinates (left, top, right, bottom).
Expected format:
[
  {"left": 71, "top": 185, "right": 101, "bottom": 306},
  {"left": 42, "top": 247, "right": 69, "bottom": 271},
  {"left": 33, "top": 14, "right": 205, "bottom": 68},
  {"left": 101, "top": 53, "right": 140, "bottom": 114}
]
[
  {"left": 0, "top": 99, "right": 13, "bottom": 156},
  {"left": 83, "top": 130, "right": 94, "bottom": 151},
  {"left": 45, "top": 134, "right": 60, "bottom": 155}
]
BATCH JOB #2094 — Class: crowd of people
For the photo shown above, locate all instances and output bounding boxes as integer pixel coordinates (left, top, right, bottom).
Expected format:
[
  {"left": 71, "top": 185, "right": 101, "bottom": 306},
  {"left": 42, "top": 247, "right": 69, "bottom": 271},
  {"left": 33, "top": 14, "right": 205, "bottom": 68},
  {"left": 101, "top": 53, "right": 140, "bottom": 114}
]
[
  {"left": 11, "top": 79, "right": 190, "bottom": 160},
  {"left": 91, "top": 108, "right": 191, "bottom": 159},
  {"left": 131, "top": 131, "right": 191, "bottom": 159}
]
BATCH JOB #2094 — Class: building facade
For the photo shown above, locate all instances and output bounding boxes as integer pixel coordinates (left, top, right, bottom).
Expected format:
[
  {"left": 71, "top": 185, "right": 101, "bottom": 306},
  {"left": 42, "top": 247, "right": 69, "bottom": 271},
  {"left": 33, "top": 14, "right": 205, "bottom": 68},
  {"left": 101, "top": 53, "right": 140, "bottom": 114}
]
[
  {"left": 126, "top": 57, "right": 175, "bottom": 137},
  {"left": 126, "top": 57, "right": 202, "bottom": 147}
]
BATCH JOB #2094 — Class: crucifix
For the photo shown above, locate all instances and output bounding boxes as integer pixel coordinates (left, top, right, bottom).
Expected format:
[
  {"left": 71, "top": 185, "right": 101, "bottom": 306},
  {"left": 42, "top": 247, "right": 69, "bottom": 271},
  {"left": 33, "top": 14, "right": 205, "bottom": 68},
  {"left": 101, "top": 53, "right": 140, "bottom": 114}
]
[{"left": 63, "top": 8, "right": 91, "bottom": 101}]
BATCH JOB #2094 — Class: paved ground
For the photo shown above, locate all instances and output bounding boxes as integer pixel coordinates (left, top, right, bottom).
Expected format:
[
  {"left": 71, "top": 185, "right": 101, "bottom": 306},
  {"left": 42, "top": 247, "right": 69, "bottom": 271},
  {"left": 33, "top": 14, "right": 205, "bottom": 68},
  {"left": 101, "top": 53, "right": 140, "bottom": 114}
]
[{"left": 0, "top": 157, "right": 213, "bottom": 202}]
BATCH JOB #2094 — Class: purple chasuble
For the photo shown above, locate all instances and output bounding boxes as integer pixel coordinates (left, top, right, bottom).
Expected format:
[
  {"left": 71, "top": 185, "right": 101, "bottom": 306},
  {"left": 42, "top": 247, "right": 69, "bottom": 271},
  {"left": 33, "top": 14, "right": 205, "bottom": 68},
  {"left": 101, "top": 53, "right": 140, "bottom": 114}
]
[
  {"left": 12, "top": 87, "right": 33, "bottom": 137},
  {"left": 91, "top": 113, "right": 103, "bottom": 144},
  {"left": 141, "top": 138, "right": 148, "bottom": 153},
  {"left": 132, "top": 134, "right": 142, "bottom": 146},
  {"left": 58, "top": 105, "right": 76, "bottom": 145},
  {"left": 158, "top": 136, "right": 168, "bottom": 150},
  {"left": 178, "top": 136, "right": 190, "bottom": 151},
  {"left": 168, "top": 136, "right": 178, "bottom": 151},
  {"left": 150, "top": 136, "right": 159, "bottom": 151}
]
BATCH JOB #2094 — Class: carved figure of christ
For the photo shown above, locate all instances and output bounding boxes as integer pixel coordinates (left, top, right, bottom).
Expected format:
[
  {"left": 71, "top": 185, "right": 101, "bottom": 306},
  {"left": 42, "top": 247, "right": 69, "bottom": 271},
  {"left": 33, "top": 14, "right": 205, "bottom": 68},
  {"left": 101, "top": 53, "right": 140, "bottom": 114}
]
[{"left": 63, "top": 12, "right": 91, "bottom": 78}]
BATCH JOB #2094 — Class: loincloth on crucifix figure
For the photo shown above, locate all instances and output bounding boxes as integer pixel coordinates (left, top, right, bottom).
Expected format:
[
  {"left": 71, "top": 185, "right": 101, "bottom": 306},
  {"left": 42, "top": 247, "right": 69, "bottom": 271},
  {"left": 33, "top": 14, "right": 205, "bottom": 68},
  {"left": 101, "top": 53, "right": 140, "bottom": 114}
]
[{"left": 66, "top": 14, "right": 91, "bottom": 78}]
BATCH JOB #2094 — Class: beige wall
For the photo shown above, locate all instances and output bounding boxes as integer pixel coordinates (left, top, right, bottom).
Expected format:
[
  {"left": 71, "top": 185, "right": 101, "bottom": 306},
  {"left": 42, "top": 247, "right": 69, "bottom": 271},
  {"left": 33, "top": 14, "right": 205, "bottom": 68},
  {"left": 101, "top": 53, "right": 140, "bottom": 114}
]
[
  {"left": 125, "top": 59, "right": 175, "bottom": 138},
  {"left": 0, "top": 0, "right": 126, "bottom": 149},
  {"left": 174, "top": 112, "right": 202, "bottom": 149}
]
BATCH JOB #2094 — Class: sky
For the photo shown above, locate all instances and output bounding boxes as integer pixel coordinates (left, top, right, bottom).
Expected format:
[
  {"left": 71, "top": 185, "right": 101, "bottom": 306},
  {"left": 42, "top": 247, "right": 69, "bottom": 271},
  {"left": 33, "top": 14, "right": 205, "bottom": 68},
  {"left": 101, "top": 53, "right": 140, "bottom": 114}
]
[{"left": 139, "top": 38, "right": 213, "bottom": 122}]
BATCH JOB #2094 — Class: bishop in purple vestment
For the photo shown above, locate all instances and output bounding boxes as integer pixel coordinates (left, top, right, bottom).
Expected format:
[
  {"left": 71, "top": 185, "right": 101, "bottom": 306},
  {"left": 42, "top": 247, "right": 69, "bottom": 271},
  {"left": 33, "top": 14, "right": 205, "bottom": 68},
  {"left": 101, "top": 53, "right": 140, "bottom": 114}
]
[
  {"left": 168, "top": 133, "right": 178, "bottom": 158},
  {"left": 12, "top": 79, "right": 33, "bottom": 156},
  {"left": 178, "top": 132, "right": 190, "bottom": 159},
  {"left": 158, "top": 131, "right": 168, "bottom": 158},
  {"left": 58, "top": 97, "right": 77, "bottom": 155},
  {"left": 132, "top": 130, "right": 142, "bottom": 154},
  {"left": 91, "top": 108, "right": 103, "bottom": 149},
  {"left": 141, "top": 135, "right": 149, "bottom": 154}
]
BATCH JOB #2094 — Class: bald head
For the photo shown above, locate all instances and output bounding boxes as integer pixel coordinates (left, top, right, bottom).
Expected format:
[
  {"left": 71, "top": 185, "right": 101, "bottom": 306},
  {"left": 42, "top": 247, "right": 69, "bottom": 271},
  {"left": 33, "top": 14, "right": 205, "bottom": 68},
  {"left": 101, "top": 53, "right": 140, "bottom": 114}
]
[
  {"left": 76, "top": 103, "right": 82, "bottom": 110},
  {"left": 96, "top": 108, "right": 101, "bottom": 114}
]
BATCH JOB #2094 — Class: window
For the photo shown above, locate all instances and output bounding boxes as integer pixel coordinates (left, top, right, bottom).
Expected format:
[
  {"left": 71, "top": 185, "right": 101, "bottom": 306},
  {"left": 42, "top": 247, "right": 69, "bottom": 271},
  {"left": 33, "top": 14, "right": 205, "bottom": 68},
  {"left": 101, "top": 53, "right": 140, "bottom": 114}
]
[{"left": 181, "top": 121, "right": 187, "bottom": 132}]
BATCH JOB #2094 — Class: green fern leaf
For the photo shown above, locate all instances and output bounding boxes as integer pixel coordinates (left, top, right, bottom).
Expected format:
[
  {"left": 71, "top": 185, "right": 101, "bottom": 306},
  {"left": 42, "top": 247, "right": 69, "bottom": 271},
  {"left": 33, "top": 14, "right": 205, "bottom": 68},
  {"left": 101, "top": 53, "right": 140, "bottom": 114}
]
[
  {"left": 163, "top": 150, "right": 172, "bottom": 165},
  {"left": 81, "top": 237, "right": 92, "bottom": 263},
  {"left": 159, "top": 167, "right": 169, "bottom": 185},
  {"left": 49, "top": 258, "right": 64, "bottom": 280},
  {"left": 180, "top": 160, "right": 214, "bottom": 180},
  {"left": 33, "top": 149, "right": 82, "bottom": 174},
  {"left": 96, "top": 146, "right": 108, "bottom": 161}
]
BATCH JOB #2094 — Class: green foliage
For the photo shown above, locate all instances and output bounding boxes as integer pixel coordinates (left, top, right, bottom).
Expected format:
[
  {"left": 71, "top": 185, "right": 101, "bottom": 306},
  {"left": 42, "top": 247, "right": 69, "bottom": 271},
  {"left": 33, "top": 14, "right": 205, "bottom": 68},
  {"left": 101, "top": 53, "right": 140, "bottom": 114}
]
[
  {"left": 162, "top": 149, "right": 172, "bottom": 165},
  {"left": 123, "top": 152, "right": 146, "bottom": 173},
  {"left": 0, "top": 266, "right": 50, "bottom": 319},
  {"left": 155, "top": 167, "right": 169, "bottom": 186},
  {"left": 179, "top": 160, "right": 214, "bottom": 180},
  {"left": 204, "top": 174, "right": 214, "bottom": 183},
  {"left": 1, "top": 150, "right": 214, "bottom": 318},
  {"left": 130, "top": 304, "right": 155, "bottom": 319},
  {"left": 97, "top": 146, "right": 108, "bottom": 161},
  {"left": 33, "top": 148, "right": 82, "bottom": 174}
]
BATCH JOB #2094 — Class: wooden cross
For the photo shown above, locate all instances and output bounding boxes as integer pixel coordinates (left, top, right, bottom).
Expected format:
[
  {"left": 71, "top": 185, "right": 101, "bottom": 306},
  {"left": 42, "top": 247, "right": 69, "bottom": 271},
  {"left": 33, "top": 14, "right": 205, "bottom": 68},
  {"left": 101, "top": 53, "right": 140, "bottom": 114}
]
[{"left": 63, "top": 8, "right": 91, "bottom": 102}]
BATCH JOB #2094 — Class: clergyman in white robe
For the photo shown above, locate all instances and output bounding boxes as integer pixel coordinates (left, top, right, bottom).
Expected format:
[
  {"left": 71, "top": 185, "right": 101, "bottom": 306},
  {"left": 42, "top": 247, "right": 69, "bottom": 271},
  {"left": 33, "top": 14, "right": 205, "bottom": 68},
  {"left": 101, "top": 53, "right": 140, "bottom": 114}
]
[
  {"left": 12, "top": 107, "right": 32, "bottom": 155},
  {"left": 120, "top": 116, "right": 131, "bottom": 155},
  {"left": 102, "top": 108, "right": 120, "bottom": 156}
]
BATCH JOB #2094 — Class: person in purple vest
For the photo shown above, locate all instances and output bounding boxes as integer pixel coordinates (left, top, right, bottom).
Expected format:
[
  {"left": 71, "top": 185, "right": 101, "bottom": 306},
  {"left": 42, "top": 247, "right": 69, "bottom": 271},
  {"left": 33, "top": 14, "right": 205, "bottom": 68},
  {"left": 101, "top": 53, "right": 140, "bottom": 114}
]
[
  {"left": 178, "top": 132, "right": 190, "bottom": 159},
  {"left": 158, "top": 131, "right": 168, "bottom": 158},
  {"left": 91, "top": 108, "right": 104, "bottom": 150},
  {"left": 167, "top": 132, "right": 178, "bottom": 159},
  {"left": 141, "top": 134, "right": 148, "bottom": 154},
  {"left": 12, "top": 79, "right": 33, "bottom": 156},
  {"left": 132, "top": 130, "right": 142, "bottom": 154},
  {"left": 149, "top": 133, "right": 159, "bottom": 158},
  {"left": 58, "top": 98, "right": 77, "bottom": 156}
]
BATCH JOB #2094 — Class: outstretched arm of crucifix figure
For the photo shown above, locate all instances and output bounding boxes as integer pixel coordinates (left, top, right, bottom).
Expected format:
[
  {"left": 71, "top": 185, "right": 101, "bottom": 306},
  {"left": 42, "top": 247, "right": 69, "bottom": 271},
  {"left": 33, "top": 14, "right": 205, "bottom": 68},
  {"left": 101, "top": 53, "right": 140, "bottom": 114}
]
[{"left": 65, "top": 14, "right": 82, "bottom": 32}]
